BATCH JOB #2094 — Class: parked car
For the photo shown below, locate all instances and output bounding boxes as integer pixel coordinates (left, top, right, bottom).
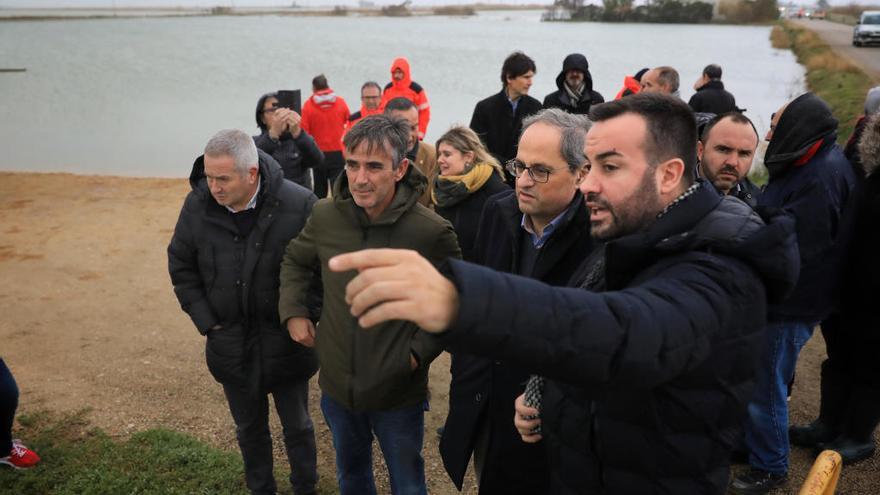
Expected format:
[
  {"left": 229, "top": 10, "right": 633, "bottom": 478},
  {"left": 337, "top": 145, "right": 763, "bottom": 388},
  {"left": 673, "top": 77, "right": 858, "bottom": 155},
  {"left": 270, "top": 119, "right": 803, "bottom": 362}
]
[{"left": 853, "top": 10, "right": 880, "bottom": 47}]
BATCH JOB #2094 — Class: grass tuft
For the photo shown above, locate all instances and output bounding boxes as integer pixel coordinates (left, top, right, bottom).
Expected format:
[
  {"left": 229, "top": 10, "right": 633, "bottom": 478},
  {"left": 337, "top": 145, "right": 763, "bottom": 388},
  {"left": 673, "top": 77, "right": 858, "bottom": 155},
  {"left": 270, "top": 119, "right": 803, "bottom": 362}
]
[{"left": 0, "top": 410, "right": 249, "bottom": 495}]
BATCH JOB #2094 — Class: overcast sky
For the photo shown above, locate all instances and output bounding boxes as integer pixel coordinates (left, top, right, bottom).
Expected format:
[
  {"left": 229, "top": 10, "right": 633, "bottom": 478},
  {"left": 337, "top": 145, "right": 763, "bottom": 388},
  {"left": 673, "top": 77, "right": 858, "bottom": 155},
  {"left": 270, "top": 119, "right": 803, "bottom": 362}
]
[{"left": 1, "top": 0, "right": 876, "bottom": 7}]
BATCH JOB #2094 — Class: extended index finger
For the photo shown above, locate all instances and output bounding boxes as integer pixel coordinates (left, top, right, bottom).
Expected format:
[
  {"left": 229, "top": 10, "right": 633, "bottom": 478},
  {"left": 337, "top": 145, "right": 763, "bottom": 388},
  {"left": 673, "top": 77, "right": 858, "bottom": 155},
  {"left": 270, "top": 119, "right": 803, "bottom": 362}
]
[{"left": 329, "top": 248, "right": 414, "bottom": 273}]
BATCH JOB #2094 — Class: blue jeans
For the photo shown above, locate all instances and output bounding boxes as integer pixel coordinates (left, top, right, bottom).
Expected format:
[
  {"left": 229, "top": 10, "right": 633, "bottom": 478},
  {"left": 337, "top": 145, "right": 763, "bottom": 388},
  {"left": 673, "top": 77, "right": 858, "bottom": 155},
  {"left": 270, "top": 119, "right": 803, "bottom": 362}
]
[
  {"left": 744, "top": 321, "right": 815, "bottom": 473},
  {"left": 320, "top": 394, "right": 427, "bottom": 495}
]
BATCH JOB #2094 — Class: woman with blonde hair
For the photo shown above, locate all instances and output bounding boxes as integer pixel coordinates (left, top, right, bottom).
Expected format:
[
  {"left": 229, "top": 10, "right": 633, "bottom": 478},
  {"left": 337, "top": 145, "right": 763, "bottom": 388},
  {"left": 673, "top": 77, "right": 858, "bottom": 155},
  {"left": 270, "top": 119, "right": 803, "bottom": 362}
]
[{"left": 432, "top": 126, "right": 509, "bottom": 261}]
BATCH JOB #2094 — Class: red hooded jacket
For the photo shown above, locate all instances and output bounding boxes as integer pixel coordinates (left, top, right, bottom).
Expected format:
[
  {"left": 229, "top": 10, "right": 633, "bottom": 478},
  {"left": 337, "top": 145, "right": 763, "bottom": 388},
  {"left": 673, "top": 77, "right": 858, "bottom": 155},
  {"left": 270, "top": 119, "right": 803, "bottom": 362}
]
[
  {"left": 615, "top": 75, "right": 642, "bottom": 100},
  {"left": 301, "top": 88, "right": 350, "bottom": 152},
  {"left": 381, "top": 57, "right": 431, "bottom": 139}
]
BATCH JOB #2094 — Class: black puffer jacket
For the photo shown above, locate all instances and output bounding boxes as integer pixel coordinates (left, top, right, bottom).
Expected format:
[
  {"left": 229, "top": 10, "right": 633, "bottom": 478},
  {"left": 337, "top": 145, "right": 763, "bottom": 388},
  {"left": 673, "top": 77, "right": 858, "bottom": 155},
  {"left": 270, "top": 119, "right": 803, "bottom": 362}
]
[
  {"left": 543, "top": 54, "right": 605, "bottom": 115},
  {"left": 438, "top": 182, "right": 799, "bottom": 494},
  {"left": 168, "top": 150, "right": 319, "bottom": 394},
  {"left": 688, "top": 80, "right": 738, "bottom": 114}
]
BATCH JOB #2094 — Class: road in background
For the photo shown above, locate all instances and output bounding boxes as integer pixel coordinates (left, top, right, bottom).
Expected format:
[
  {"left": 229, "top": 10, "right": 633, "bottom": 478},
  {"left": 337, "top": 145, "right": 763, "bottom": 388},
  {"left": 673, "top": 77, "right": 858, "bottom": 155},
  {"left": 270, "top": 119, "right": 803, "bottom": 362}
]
[{"left": 791, "top": 19, "right": 880, "bottom": 81}]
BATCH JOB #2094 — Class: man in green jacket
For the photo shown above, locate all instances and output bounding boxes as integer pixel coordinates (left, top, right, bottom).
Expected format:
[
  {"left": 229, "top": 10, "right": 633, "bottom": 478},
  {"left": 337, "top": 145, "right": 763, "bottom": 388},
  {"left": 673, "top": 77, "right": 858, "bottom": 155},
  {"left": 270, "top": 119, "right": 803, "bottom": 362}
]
[{"left": 279, "top": 115, "right": 460, "bottom": 495}]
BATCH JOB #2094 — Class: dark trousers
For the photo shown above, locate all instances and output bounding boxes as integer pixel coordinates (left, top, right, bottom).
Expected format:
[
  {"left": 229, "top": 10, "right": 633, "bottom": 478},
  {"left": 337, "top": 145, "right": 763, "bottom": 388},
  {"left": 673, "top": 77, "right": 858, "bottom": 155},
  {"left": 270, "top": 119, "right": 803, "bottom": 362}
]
[
  {"left": 313, "top": 151, "right": 344, "bottom": 199},
  {"left": 222, "top": 379, "right": 317, "bottom": 495},
  {"left": 0, "top": 359, "right": 19, "bottom": 456}
]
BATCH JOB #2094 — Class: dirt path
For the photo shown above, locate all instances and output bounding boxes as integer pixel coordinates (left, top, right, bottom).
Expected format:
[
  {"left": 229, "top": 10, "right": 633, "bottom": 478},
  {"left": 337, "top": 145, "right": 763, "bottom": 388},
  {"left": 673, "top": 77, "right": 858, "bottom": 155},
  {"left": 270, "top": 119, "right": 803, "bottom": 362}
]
[
  {"left": 790, "top": 19, "right": 880, "bottom": 82},
  {"left": 0, "top": 172, "right": 876, "bottom": 494}
]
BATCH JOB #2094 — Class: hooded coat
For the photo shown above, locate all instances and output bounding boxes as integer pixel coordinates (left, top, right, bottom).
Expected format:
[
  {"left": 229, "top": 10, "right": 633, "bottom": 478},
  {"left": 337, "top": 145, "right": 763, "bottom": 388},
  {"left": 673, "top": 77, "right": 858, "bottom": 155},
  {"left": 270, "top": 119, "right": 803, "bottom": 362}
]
[
  {"left": 278, "top": 164, "right": 461, "bottom": 411},
  {"left": 760, "top": 92, "right": 858, "bottom": 323},
  {"left": 435, "top": 182, "right": 800, "bottom": 494},
  {"left": 543, "top": 54, "right": 605, "bottom": 115},
  {"left": 381, "top": 57, "right": 431, "bottom": 139},
  {"left": 168, "top": 150, "right": 319, "bottom": 394},
  {"left": 301, "top": 87, "right": 350, "bottom": 153}
]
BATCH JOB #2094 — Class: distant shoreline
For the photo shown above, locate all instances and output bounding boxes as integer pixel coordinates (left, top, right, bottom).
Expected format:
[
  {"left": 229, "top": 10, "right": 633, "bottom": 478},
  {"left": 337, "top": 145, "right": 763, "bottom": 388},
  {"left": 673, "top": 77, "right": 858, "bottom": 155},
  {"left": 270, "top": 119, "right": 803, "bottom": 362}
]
[{"left": 0, "top": 4, "right": 546, "bottom": 21}]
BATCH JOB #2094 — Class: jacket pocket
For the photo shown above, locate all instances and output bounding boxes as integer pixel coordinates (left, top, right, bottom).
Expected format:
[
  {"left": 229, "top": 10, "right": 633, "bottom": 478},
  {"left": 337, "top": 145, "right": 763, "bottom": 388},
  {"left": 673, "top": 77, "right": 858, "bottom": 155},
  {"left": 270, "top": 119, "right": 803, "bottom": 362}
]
[{"left": 204, "top": 323, "right": 246, "bottom": 386}]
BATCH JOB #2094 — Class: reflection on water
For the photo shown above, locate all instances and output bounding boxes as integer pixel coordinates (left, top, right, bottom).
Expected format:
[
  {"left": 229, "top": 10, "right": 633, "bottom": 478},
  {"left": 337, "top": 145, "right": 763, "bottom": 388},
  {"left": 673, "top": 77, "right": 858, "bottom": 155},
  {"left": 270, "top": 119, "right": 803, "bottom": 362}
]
[{"left": 0, "top": 10, "right": 804, "bottom": 176}]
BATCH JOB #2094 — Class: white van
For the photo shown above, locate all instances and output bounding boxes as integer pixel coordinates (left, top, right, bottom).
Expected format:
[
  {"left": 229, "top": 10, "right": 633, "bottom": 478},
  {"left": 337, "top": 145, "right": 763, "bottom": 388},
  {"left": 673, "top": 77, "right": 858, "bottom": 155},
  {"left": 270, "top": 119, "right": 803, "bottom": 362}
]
[{"left": 853, "top": 10, "right": 880, "bottom": 47}]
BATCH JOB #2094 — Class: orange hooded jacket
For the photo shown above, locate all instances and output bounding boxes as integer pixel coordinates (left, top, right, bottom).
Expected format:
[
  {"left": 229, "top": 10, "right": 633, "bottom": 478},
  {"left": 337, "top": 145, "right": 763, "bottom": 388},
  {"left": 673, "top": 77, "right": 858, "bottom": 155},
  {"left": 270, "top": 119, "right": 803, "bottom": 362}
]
[
  {"left": 301, "top": 87, "right": 350, "bottom": 152},
  {"left": 381, "top": 57, "right": 430, "bottom": 139}
]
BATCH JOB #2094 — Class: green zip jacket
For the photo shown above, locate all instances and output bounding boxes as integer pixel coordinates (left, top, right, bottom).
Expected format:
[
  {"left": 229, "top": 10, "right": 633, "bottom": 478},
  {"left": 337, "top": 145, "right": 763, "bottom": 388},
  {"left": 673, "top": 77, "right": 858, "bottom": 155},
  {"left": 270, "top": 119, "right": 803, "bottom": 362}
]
[{"left": 279, "top": 164, "right": 461, "bottom": 411}]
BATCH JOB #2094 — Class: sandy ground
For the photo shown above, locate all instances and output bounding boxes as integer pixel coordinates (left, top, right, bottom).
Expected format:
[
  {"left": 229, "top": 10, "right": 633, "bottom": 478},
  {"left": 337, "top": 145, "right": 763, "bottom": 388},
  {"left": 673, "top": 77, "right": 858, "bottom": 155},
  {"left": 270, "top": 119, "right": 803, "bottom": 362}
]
[{"left": 1, "top": 171, "right": 877, "bottom": 494}]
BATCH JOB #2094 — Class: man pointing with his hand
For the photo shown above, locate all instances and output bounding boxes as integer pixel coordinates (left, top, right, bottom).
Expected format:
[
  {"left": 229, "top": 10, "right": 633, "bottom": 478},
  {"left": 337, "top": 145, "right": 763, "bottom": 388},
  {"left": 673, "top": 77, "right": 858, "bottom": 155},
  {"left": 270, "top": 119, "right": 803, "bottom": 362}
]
[{"left": 328, "top": 94, "right": 800, "bottom": 495}]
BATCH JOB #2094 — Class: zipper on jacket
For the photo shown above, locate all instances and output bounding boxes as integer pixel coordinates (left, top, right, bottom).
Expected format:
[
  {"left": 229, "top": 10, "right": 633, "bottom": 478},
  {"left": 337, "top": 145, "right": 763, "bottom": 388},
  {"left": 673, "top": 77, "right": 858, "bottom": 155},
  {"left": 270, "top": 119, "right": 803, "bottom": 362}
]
[{"left": 348, "top": 226, "right": 370, "bottom": 409}]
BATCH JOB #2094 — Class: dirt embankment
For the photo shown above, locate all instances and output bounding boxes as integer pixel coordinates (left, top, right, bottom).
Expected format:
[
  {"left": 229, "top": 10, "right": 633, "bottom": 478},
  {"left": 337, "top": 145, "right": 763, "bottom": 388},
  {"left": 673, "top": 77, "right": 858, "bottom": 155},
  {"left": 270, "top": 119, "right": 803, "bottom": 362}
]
[{"left": 1, "top": 172, "right": 876, "bottom": 494}]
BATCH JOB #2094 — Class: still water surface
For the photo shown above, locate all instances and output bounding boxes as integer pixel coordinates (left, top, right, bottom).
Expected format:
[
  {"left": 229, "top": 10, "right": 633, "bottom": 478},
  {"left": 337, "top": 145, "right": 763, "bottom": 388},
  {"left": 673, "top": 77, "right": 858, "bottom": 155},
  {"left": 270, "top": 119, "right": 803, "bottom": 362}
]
[{"left": 0, "top": 11, "right": 805, "bottom": 177}]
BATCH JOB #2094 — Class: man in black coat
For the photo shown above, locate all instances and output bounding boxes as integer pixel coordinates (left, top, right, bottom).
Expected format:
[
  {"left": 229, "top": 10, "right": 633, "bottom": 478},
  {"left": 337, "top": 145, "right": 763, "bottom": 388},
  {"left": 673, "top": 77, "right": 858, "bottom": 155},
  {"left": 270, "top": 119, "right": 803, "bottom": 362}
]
[
  {"left": 542, "top": 53, "right": 605, "bottom": 116},
  {"left": 440, "top": 109, "right": 593, "bottom": 494},
  {"left": 697, "top": 112, "right": 762, "bottom": 208},
  {"left": 789, "top": 113, "right": 880, "bottom": 464},
  {"left": 470, "top": 51, "right": 543, "bottom": 186},
  {"left": 168, "top": 129, "right": 320, "bottom": 495},
  {"left": 329, "top": 94, "right": 800, "bottom": 494},
  {"left": 688, "top": 64, "right": 738, "bottom": 114}
]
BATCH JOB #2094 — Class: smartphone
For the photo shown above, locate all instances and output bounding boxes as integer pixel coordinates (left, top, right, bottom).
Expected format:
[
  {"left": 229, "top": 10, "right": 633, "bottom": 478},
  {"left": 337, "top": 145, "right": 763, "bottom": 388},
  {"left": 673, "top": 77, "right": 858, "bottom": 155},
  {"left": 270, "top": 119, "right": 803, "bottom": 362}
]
[{"left": 276, "top": 90, "right": 302, "bottom": 113}]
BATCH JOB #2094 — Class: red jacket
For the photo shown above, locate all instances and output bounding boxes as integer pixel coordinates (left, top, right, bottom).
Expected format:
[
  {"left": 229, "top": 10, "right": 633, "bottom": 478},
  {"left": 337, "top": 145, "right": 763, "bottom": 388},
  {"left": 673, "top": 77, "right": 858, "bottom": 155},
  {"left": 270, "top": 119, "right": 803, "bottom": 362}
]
[
  {"left": 381, "top": 57, "right": 430, "bottom": 139},
  {"left": 615, "top": 75, "right": 642, "bottom": 100},
  {"left": 344, "top": 105, "right": 383, "bottom": 134},
  {"left": 301, "top": 88, "right": 350, "bottom": 152}
]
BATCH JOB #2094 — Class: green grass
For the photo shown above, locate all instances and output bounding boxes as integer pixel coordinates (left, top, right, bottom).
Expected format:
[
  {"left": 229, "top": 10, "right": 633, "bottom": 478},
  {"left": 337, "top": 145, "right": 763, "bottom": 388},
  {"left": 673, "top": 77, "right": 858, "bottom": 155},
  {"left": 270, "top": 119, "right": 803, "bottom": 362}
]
[
  {"left": 772, "top": 21, "right": 877, "bottom": 143},
  {"left": 0, "top": 410, "right": 249, "bottom": 494}
]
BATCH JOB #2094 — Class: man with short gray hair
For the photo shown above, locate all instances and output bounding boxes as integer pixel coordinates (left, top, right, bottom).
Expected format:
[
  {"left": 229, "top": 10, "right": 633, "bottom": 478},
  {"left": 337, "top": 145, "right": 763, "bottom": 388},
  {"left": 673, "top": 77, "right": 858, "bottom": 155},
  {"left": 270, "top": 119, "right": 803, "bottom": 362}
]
[
  {"left": 278, "top": 115, "right": 460, "bottom": 495},
  {"left": 440, "top": 108, "right": 594, "bottom": 493},
  {"left": 640, "top": 66, "right": 680, "bottom": 97},
  {"left": 168, "top": 129, "right": 320, "bottom": 495}
]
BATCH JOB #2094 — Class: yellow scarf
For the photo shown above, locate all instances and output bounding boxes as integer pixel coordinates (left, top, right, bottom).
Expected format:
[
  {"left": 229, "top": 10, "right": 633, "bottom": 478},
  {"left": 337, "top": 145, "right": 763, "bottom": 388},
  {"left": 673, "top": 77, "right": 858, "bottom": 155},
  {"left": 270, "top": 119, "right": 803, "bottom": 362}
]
[{"left": 431, "top": 162, "right": 504, "bottom": 206}]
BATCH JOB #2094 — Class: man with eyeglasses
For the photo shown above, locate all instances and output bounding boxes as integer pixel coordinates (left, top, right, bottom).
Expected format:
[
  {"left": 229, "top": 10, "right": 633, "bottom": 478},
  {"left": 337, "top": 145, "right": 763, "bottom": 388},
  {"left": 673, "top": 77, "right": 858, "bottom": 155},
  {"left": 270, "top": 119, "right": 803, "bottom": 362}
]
[
  {"left": 324, "top": 94, "right": 800, "bottom": 494},
  {"left": 346, "top": 81, "right": 384, "bottom": 132},
  {"left": 440, "top": 108, "right": 593, "bottom": 494},
  {"left": 278, "top": 115, "right": 460, "bottom": 495}
]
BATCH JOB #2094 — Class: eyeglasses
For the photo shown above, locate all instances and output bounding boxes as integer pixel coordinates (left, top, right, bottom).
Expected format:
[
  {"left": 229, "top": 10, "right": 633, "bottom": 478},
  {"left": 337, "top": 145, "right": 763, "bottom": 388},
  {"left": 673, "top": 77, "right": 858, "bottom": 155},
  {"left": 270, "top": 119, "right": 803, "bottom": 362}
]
[
  {"left": 262, "top": 105, "right": 279, "bottom": 114},
  {"left": 506, "top": 159, "right": 553, "bottom": 183},
  {"left": 362, "top": 95, "right": 381, "bottom": 100}
]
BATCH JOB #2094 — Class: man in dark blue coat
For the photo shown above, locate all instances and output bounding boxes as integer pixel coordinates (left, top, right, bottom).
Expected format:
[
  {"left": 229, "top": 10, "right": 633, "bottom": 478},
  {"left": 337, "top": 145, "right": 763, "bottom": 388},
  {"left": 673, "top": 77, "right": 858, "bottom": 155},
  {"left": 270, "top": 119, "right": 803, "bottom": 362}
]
[
  {"left": 329, "top": 94, "right": 800, "bottom": 494},
  {"left": 440, "top": 108, "right": 593, "bottom": 494},
  {"left": 168, "top": 129, "right": 320, "bottom": 495},
  {"left": 732, "top": 93, "right": 858, "bottom": 494}
]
